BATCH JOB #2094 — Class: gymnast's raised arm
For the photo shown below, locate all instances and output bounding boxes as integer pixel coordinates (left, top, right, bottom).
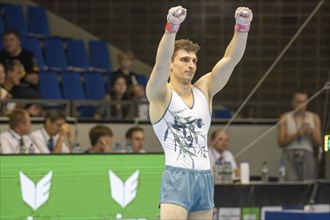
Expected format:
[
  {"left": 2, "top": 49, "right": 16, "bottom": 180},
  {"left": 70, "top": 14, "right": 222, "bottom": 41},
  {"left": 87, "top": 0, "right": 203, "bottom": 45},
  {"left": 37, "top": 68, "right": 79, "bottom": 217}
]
[
  {"left": 146, "top": 6, "right": 187, "bottom": 102},
  {"left": 195, "top": 7, "right": 253, "bottom": 99}
]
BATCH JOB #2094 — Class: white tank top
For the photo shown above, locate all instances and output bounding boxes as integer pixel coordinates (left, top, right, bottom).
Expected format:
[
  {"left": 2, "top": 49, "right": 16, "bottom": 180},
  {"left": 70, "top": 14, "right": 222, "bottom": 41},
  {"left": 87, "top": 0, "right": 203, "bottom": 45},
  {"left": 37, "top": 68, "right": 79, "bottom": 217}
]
[
  {"left": 286, "top": 111, "right": 315, "bottom": 152},
  {"left": 152, "top": 86, "right": 211, "bottom": 170}
]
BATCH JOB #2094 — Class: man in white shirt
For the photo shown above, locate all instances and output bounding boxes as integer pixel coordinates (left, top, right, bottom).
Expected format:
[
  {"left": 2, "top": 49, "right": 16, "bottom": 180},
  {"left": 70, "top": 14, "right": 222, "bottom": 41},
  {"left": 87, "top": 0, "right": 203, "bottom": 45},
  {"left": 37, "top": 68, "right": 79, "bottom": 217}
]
[
  {"left": 0, "top": 109, "right": 39, "bottom": 154},
  {"left": 126, "top": 126, "right": 146, "bottom": 153},
  {"left": 30, "top": 109, "right": 71, "bottom": 154},
  {"left": 208, "top": 129, "right": 239, "bottom": 178}
]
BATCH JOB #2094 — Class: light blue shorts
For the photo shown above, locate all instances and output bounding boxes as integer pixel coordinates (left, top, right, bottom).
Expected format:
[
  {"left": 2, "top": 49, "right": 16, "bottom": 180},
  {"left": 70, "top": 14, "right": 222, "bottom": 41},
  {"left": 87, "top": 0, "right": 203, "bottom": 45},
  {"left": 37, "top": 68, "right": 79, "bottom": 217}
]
[{"left": 159, "top": 166, "right": 214, "bottom": 212}]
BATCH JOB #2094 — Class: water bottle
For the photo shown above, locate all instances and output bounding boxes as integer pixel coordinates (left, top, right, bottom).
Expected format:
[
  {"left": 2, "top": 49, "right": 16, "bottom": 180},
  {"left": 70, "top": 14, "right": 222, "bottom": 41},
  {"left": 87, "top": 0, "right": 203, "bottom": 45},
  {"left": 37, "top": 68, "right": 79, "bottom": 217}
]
[
  {"left": 261, "top": 161, "right": 269, "bottom": 182},
  {"left": 20, "top": 145, "right": 27, "bottom": 154},
  {"left": 72, "top": 142, "right": 81, "bottom": 153},
  {"left": 115, "top": 142, "right": 126, "bottom": 153},
  {"left": 213, "top": 160, "right": 223, "bottom": 184},
  {"left": 278, "top": 160, "right": 286, "bottom": 182},
  {"left": 125, "top": 143, "right": 132, "bottom": 153},
  {"left": 223, "top": 162, "right": 233, "bottom": 183},
  {"left": 28, "top": 144, "right": 35, "bottom": 154}
]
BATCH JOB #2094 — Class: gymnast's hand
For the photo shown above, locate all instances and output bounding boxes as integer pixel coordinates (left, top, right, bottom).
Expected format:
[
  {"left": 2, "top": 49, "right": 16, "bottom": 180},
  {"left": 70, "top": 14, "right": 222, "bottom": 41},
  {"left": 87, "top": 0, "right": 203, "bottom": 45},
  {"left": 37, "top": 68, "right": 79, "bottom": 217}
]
[
  {"left": 235, "top": 7, "right": 253, "bottom": 25},
  {"left": 167, "top": 6, "right": 187, "bottom": 25}
]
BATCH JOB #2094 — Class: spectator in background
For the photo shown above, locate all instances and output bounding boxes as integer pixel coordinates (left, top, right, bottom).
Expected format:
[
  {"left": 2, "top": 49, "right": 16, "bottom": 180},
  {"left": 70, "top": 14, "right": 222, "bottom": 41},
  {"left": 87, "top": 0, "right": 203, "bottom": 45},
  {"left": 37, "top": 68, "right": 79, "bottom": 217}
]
[
  {"left": 113, "top": 50, "right": 139, "bottom": 87},
  {"left": 1, "top": 60, "right": 21, "bottom": 99},
  {"left": 0, "top": 29, "right": 40, "bottom": 99},
  {"left": 0, "top": 109, "right": 39, "bottom": 154},
  {"left": 278, "top": 90, "right": 321, "bottom": 181},
  {"left": 1, "top": 60, "right": 43, "bottom": 117},
  {"left": 126, "top": 126, "right": 146, "bottom": 153},
  {"left": 128, "top": 84, "right": 149, "bottom": 119},
  {"left": 208, "top": 129, "right": 239, "bottom": 178},
  {"left": 1, "top": 60, "right": 22, "bottom": 115},
  {"left": 30, "top": 109, "right": 71, "bottom": 154},
  {"left": 86, "top": 125, "right": 114, "bottom": 153},
  {"left": 94, "top": 74, "right": 130, "bottom": 120}
]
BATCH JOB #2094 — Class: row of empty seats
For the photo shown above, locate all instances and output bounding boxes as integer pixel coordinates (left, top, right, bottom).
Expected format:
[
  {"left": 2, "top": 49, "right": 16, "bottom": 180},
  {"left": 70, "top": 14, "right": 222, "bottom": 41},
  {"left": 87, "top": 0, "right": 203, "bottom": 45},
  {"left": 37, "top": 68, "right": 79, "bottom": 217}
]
[
  {"left": 22, "top": 37, "right": 113, "bottom": 72},
  {"left": 0, "top": 4, "right": 50, "bottom": 37}
]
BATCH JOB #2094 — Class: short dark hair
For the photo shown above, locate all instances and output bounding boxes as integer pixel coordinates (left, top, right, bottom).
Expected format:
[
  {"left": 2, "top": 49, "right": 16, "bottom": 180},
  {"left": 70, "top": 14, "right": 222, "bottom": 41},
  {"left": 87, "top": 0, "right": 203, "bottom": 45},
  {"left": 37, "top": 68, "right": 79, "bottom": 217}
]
[
  {"left": 89, "top": 125, "right": 113, "bottom": 146},
  {"left": 125, "top": 126, "right": 144, "bottom": 139},
  {"left": 9, "top": 109, "right": 28, "bottom": 130},
  {"left": 2, "top": 29, "right": 21, "bottom": 41},
  {"left": 44, "top": 109, "right": 66, "bottom": 124},
  {"left": 172, "top": 39, "right": 200, "bottom": 61}
]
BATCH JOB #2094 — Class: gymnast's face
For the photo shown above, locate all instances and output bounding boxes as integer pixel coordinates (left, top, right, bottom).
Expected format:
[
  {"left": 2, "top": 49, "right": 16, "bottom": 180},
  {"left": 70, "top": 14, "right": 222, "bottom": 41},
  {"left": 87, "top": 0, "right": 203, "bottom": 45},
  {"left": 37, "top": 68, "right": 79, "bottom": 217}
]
[{"left": 170, "top": 49, "right": 197, "bottom": 84}]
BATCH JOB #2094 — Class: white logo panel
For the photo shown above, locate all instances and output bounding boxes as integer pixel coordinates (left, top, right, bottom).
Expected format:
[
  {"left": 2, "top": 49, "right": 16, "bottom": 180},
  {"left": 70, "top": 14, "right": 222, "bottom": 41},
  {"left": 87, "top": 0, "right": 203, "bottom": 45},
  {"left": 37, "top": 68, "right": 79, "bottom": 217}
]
[{"left": 109, "top": 170, "right": 139, "bottom": 208}]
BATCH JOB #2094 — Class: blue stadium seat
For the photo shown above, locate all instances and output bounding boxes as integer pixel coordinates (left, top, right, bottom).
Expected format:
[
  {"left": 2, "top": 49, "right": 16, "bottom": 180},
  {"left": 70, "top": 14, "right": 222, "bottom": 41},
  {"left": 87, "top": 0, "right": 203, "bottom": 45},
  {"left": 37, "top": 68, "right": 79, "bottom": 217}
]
[
  {"left": 3, "top": 4, "right": 27, "bottom": 36},
  {"left": 22, "top": 37, "right": 48, "bottom": 70},
  {"left": 213, "top": 109, "right": 232, "bottom": 118},
  {"left": 89, "top": 40, "right": 112, "bottom": 72},
  {"left": 81, "top": 72, "right": 107, "bottom": 117},
  {"left": 66, "top": 39, "right": 89, "bottom": 71},
  {"left": 61, "top": 72, "right": 85, "bottom": 100},
  {"left": 44, "top": 38, "right": 68, "bottom": 71},
  {"left": 27, "top": 5, "right": 50, "bottom": 37},
  {"left": 39, "top": 71, "right": 62, "bottom": 99},
  {"left": 84, "top": 72, "right": 106, "bottom": 100},
  {"left": 61, "top": 71, "right": 98, "bottom": 117},
  {"left": 137, "top": 74, "right": 148, "bottom": 87}
]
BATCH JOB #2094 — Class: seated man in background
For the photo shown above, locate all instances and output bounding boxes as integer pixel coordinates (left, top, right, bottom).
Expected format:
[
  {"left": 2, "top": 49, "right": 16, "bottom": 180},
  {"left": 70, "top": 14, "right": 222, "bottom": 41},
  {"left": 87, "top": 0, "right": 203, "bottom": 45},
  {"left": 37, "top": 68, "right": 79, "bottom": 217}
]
[
  {"left": 0, "top": 29, "right": 40, "bottom": 99},
  {"left": 86, "top": 125, "right": 114, "bottom": 153},
  {"left": 277, "top": 90, "right": 321, "bottom": 181},
  {"left": 208, "top": 129, "right": 239, "bottom": 178},
  {"left": 30, "top": 109, "right": 71, "bottom": 154},
  {"left": 0, "top": 109, "right": 39, "bottom": 154},
  {"left": 125, "top": 126, "right": 146, "bottom": 153},
  {"left": 113, "top": 50, "right": 139, "bottom": 87}
]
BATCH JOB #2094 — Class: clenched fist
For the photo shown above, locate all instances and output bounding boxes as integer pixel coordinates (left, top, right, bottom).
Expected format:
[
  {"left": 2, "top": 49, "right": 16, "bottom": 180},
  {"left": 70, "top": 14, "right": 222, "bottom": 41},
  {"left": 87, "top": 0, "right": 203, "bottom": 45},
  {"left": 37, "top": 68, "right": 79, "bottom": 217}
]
[
  {"left": 165, "top": 6, "right": 187, "bottom": 34},
  {"left": 235, "top": 7, "right": 253, "bottom": 25},
  {"left": 234, "top": 7, "right": 253, "bottom": 32},
  {"left": 167, "top": 6, "right": 187, "bottom": 25}
]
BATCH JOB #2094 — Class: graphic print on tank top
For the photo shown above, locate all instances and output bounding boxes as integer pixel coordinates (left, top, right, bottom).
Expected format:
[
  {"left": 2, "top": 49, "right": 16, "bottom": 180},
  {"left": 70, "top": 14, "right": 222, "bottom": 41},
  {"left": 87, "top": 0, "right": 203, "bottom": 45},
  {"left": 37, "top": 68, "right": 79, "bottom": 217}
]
[{"left": 163, "top": 107, "right": 208, "bottom": 169}]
